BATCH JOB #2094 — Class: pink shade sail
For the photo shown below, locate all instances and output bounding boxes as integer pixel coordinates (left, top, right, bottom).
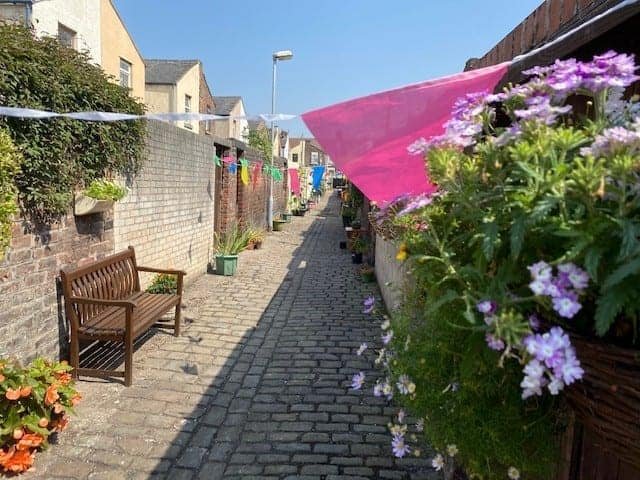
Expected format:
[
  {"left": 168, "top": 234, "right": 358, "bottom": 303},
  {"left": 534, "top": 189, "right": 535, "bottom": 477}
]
[
  {"left": 302, "top": 62, "right": 510, "bottom": 203},
  {"left": 289, "top": 169, "right": 301, "bottom": 196}
]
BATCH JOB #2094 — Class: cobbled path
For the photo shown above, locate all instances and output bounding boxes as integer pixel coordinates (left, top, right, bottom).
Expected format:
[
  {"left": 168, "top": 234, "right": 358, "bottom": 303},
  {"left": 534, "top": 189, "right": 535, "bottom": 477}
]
[{"left": 29, "top": 193, "right": 439, "bottom": 480}]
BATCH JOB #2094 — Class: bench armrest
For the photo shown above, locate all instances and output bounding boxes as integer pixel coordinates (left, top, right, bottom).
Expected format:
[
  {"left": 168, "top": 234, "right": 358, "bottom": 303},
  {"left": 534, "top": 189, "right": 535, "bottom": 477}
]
[
  {"left": 136, "top": 266, "right": 187, "bottom": 276},
  {"left": 69, "top": 296, "right": 137, "bottom": 309}
]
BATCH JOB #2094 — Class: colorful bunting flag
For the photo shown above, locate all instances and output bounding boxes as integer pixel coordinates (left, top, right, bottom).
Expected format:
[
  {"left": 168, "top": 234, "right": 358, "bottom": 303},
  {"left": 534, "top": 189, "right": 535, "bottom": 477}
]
[
  {"left": 240, "top": 158, "right": 249, "bottom": 185},
  {"left": 252, "top": 161, "right": 263, "bottom": 189},
  {"left": 228, "top": 163, "right": 237, "bottom": 174},
  {"left": 213, "top": 154, "right": 222, "bottom": 167}
]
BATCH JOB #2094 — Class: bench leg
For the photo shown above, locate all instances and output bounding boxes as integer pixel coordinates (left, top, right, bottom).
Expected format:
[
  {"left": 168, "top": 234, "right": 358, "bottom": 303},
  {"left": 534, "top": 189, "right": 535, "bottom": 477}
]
[
  {"left": 174, "top": 302, "right": 181, "bottom": 337},
  {"left": 70, "top": 332, "right": 80, "bottom": 379},
  {"left": 124, "top": 329, "right": 133, "bottom": 387}
]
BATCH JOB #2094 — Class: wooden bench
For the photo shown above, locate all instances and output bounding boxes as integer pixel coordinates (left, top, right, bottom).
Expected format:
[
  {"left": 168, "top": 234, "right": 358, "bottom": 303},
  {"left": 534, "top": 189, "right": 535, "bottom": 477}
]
[{"left": 60, "top": 246, "right": 185, "bottom": 386}]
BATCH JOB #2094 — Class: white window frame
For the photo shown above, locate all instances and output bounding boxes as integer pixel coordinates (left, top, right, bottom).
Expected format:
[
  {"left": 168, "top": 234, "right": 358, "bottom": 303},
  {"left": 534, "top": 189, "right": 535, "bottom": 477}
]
[
  {"left": 119, "top": 58, "right": 132, "bottom": 89},
  {"left": 184, "top": 94, "right": 192, "bottom": 129}
]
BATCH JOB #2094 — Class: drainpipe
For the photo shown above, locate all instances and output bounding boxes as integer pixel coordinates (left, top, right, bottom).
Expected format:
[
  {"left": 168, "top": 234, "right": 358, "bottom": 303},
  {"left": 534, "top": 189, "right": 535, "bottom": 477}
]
[{"left": 0, "top": 0, "right": 33, "bottom": 27}]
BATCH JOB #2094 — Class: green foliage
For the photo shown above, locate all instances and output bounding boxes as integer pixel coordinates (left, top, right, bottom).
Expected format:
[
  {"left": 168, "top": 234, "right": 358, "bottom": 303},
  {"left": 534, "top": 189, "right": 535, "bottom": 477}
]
[
  {"left": 245, "top": 127, "right": 273, "bottom": 163},
  {"left": 351, "top": 236, "right": 369, "bottom": 254},
  {"left": 0, "top": 129, "right": 21, "bottom": 257},
  {"left": 84, "top": 179, "right": 127, "bottom": 201},
  {"left": 214, "top": 223, "right": 251, "bottom": 255},
  {"left": 389, "top": 299, "right": 560, "bottom": 479},
  {"left": 0, "top": 358, "right": 80, "bottom": 472},
  {"left": 145, "top": 274, "right": 178, "bottom": 294},
  {"left": 0, "top": 25, "right": 145, "bottom": 222}
]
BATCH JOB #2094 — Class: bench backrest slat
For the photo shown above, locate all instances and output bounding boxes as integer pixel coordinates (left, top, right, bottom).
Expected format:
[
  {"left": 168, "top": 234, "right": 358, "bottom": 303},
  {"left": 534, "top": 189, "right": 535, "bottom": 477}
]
[{"left": 61, "top": 247, "right": 140, "bottom": 328}]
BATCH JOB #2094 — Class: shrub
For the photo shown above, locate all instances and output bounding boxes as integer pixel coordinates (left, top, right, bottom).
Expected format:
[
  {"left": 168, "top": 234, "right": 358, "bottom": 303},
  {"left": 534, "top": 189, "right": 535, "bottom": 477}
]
[
  {"left": 146, "top": 274, "right": 178, "bottom": 294},
  {"left": 0, "top": 358, "right": 81, "bottom": 474},
  {"left": 0, "top": 25, "right": 145, "bottom": 222},
  {"left": 84, "top": 179, "right": 127, "bottom": 202},
  {"left": 368, "top": 52, "right": 640, "bottom": 478},
  {"left": 0, "top": 129, "right": 21, "bottom": 257}
]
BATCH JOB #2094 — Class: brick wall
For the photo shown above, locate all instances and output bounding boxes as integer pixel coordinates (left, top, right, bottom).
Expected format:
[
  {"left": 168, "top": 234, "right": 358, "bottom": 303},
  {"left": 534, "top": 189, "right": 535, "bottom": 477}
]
[
  {"left": 0, "top": 211, "right": 114, "bottom": 363},
  {"left": 114, "top": 121, "right": 216, "bottom": 286},
  {"left": 218, "top": 145, "right": 289, "bottom": 231},
  {"left": 199, "top": 69, "right": 215, "bottom": 136},
  {"left": 467, "top": 0, "right": 621, "bottom": 69}
]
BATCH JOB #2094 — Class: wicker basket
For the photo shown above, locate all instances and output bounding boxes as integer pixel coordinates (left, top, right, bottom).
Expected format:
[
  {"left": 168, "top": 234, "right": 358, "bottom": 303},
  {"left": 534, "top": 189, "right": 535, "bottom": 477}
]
[{"left": 566, "top": 334, "right": 640, "bottom": 468}]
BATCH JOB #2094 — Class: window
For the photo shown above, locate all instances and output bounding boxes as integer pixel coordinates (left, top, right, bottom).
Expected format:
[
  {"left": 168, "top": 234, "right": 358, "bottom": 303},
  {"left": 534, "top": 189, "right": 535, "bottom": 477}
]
[
  {"left": 58, "top": 23, "right": 76, "bottom": 49},
  {"left": 205, "top": 106, "right": 212, "bottom": 133},
  {"left": 310, "top": 151, "right": 319, "bottom": 165},
  {"left": 184, "top": 94, "right": 192, "bottom": 129},
  {"left": 292, "top": 153, "right": 298, "bottom": 163},
  {"left": 119, "top": 58, "right": 132, "bottom": 89}
]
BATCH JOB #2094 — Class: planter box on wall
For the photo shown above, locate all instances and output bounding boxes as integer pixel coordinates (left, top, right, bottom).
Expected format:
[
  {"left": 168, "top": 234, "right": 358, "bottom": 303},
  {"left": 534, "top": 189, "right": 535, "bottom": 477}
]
[{"left": 74, "top": 193, "right": 114, "bottom": 216}]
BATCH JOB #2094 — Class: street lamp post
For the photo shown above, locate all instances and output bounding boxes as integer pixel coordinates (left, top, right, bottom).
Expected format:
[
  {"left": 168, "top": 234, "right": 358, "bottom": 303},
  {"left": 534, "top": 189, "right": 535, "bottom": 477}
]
[{"left": 268, "top": 50, "right": 293, "bottom": 230}]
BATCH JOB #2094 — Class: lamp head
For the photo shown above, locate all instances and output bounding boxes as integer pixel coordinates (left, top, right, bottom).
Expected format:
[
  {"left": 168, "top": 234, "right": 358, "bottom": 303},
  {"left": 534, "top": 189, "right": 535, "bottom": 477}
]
[{"left": 273, "top": 50, "right": 293, "bottom": 61}]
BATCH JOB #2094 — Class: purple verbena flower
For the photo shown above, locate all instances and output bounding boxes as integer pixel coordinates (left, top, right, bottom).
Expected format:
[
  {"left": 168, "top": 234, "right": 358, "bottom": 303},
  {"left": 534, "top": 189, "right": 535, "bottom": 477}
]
[
  {"left": 382, "top": 330, "right": 394, "bottom": 345},
  {"left": 558, "top": 263, "right": 590, "bottom": 290},
  {"left": 396, "top": 192, "right": 439, "bottom": 217},
  {"left": 407, "top": 137, "right": 430, "bottom": 155},
  {"left": 581, "top": 126, "right": 640, "bottom": 157},
  {"left": 476, "top": 300, "right": 497, "bottom": 315},
  {"left": 391, "top": 434, "right": 411, "bottom": 458},
  {"left": 529, "top": 314, "right": 541, "bottom": 331},
  {"left": 528, "top": 261, "right": 553, "bottom": 281},
  {"left": 485, "top": 333, "right": 505, "bottom": 351},
  {"left": 552, "top": 292, "right": 582, "bottom": 319},
  {"left": 363, "top": 296, "right": 375, "bottom": 314},
  {"left": 521, "top": 360, "right": 547, "bottom": 399},
  {"left": 356, "top": 343, "right": 368, "bottom": 356},
  {"left": 351, "top": 372, "right": 365, "bottom": 390}
]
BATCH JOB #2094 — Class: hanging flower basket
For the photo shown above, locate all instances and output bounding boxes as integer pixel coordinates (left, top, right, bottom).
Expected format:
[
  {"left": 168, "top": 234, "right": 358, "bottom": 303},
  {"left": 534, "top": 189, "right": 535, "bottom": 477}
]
[
  {"left": 73, "top": 193, "right": 114, "bottom": 216},
  {"left": 565, "top": 334, "right": 640, "bottom": 469}
]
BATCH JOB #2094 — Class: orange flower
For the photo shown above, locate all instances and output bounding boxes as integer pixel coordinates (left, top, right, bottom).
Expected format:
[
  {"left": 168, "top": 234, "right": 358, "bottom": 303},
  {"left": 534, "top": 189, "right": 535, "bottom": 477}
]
[
  {"left": 44, "top": 385, "right": 59, "bottom": 406},
  {"left": 38, "top": 418, "right": 49, "bottom": 428},
  {"left": 0, "top": 447, "right": 14, "bottom": 465},
  {"left": 16, "top": 433, "right": 43, "bottom": 451},
  {"left": 53, "top": 402, "right": 64, "bottom": 414},
  {"left": 0, "top": 374, "right": 5, "bottom": 382},
  {"left": 55, "top": 372, "right": 72, "bottom": 385},
  {"left": 5, "top": 388, "right": 20, "bottom": 401},
  {"left": 19, "top": 386, "right": 32, "bottom": 398},
  {"left": 70, "top": 393, "right": 82, "bottom": 407},
  {"left": 12, "top": 428, "right": 23, "bottom": 440},
  {"left": 1, "top": 447, "right": 34, "bottom": 473}
]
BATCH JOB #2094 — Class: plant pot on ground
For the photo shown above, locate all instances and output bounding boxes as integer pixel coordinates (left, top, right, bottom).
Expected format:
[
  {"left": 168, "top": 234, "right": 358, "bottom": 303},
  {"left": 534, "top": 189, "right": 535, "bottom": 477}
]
[
  {"left": 359, "top": 265, "right": 376, "bottom": 282},
  {"left": 211, "top": 223, "right": 249, "bottom": 275},
  {"left": 272, "top": 219, "right": 287, "bottom": 231}
]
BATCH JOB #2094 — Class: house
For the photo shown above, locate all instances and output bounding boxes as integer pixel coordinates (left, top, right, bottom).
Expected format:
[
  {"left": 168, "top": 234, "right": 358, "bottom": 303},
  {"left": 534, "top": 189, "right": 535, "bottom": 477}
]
[
  {"left": 100, "top": 0, "right": 145, "bottom": 100},
  {"left": 288, "top": 137, "right": 328, "bottom": 169},
  {"left": 199, "top": 69, "right": 216, "bottom": 136},
  {"left": 145, "top": 59, "right": 202, "bottom": 133},
  {"left": 465, "top": 0, "right": 640, "bottom": 86},
  {"left": 212, "top": 96, "right": 248, "bottom": 141},
  {"left": 0, "top": 0, "right": 101, "bottom": 64}
]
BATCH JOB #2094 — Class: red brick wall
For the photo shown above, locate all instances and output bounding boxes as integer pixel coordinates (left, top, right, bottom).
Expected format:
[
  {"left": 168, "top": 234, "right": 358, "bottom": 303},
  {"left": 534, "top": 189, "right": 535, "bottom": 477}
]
[
  {"left": 219, "top": 147, "right": 289, "bottom": 231},
  {"left": 0, "top": 211, "right": 114, "bottom": 362},
  {"left": 467, "top": 0, "right": 620, "bottom": 69}
]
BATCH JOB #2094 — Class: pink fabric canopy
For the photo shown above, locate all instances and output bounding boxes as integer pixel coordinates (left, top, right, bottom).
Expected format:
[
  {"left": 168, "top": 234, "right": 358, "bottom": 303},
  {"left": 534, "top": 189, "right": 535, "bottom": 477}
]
[
  {"left": 289, "top": 168, "right": 301, "bottom": 196},
  {"left": 302, "top": 63, "right": 510, "bottom": 203}
]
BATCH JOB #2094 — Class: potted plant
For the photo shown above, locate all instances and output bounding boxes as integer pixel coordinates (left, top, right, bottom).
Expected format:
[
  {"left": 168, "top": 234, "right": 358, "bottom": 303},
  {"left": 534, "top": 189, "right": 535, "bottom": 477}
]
[
  {"left": 74, "top": 179, "right": 127, "bottom": 216},
  {"left": 272, "top": 217, "right": 287, "bottom": 232},
  {"left": 211, "top": 224, "right": 248, "bottom": 275},
  {"left": 341, "top": 205, "right": 355, "bottom": 227},
  {"left": 0, "top": 358, "right": 81, "bottom": 474},
  {"left": 359, "top": 265, "right": 375, "bottom": 283},
  {"left": 368, "top": 52, "right": 640, "bottom": 479},
  {"left": 247, "top": 228, "right": 265, "bottom": 249},
  {"left": 351, "top": 237, "right": 367, "bottom": 264}
]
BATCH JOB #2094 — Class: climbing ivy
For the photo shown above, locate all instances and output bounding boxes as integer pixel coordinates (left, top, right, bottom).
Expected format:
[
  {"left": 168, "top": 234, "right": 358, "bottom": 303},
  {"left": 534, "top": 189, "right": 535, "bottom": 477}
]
[
  {"left": 0, "top": 25, "right": 146, "bottom": 222},
  {"left": 0, "top": 129, "right": 21, "bottom": 257},
  {"left": 245, "top": 126, "right": 273, "bottom": 163}
]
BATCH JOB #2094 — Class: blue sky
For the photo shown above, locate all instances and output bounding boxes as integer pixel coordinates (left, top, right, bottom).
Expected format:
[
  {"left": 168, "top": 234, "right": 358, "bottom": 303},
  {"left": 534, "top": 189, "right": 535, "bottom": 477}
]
[{"left": 114, "top": 0, "right": 541, "bottom": 137}]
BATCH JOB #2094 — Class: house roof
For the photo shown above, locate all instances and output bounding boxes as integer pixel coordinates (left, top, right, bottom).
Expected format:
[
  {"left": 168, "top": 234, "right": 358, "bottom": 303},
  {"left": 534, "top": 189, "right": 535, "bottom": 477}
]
[
  {"left": 248, "top": 119, "right": 266, "bottom": 130},
  {"left": 213, "top": 96, "right": 243, "bottom": 115},
  {"left": 145, "top": 59, "right": 200, "bottom": 85}
]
